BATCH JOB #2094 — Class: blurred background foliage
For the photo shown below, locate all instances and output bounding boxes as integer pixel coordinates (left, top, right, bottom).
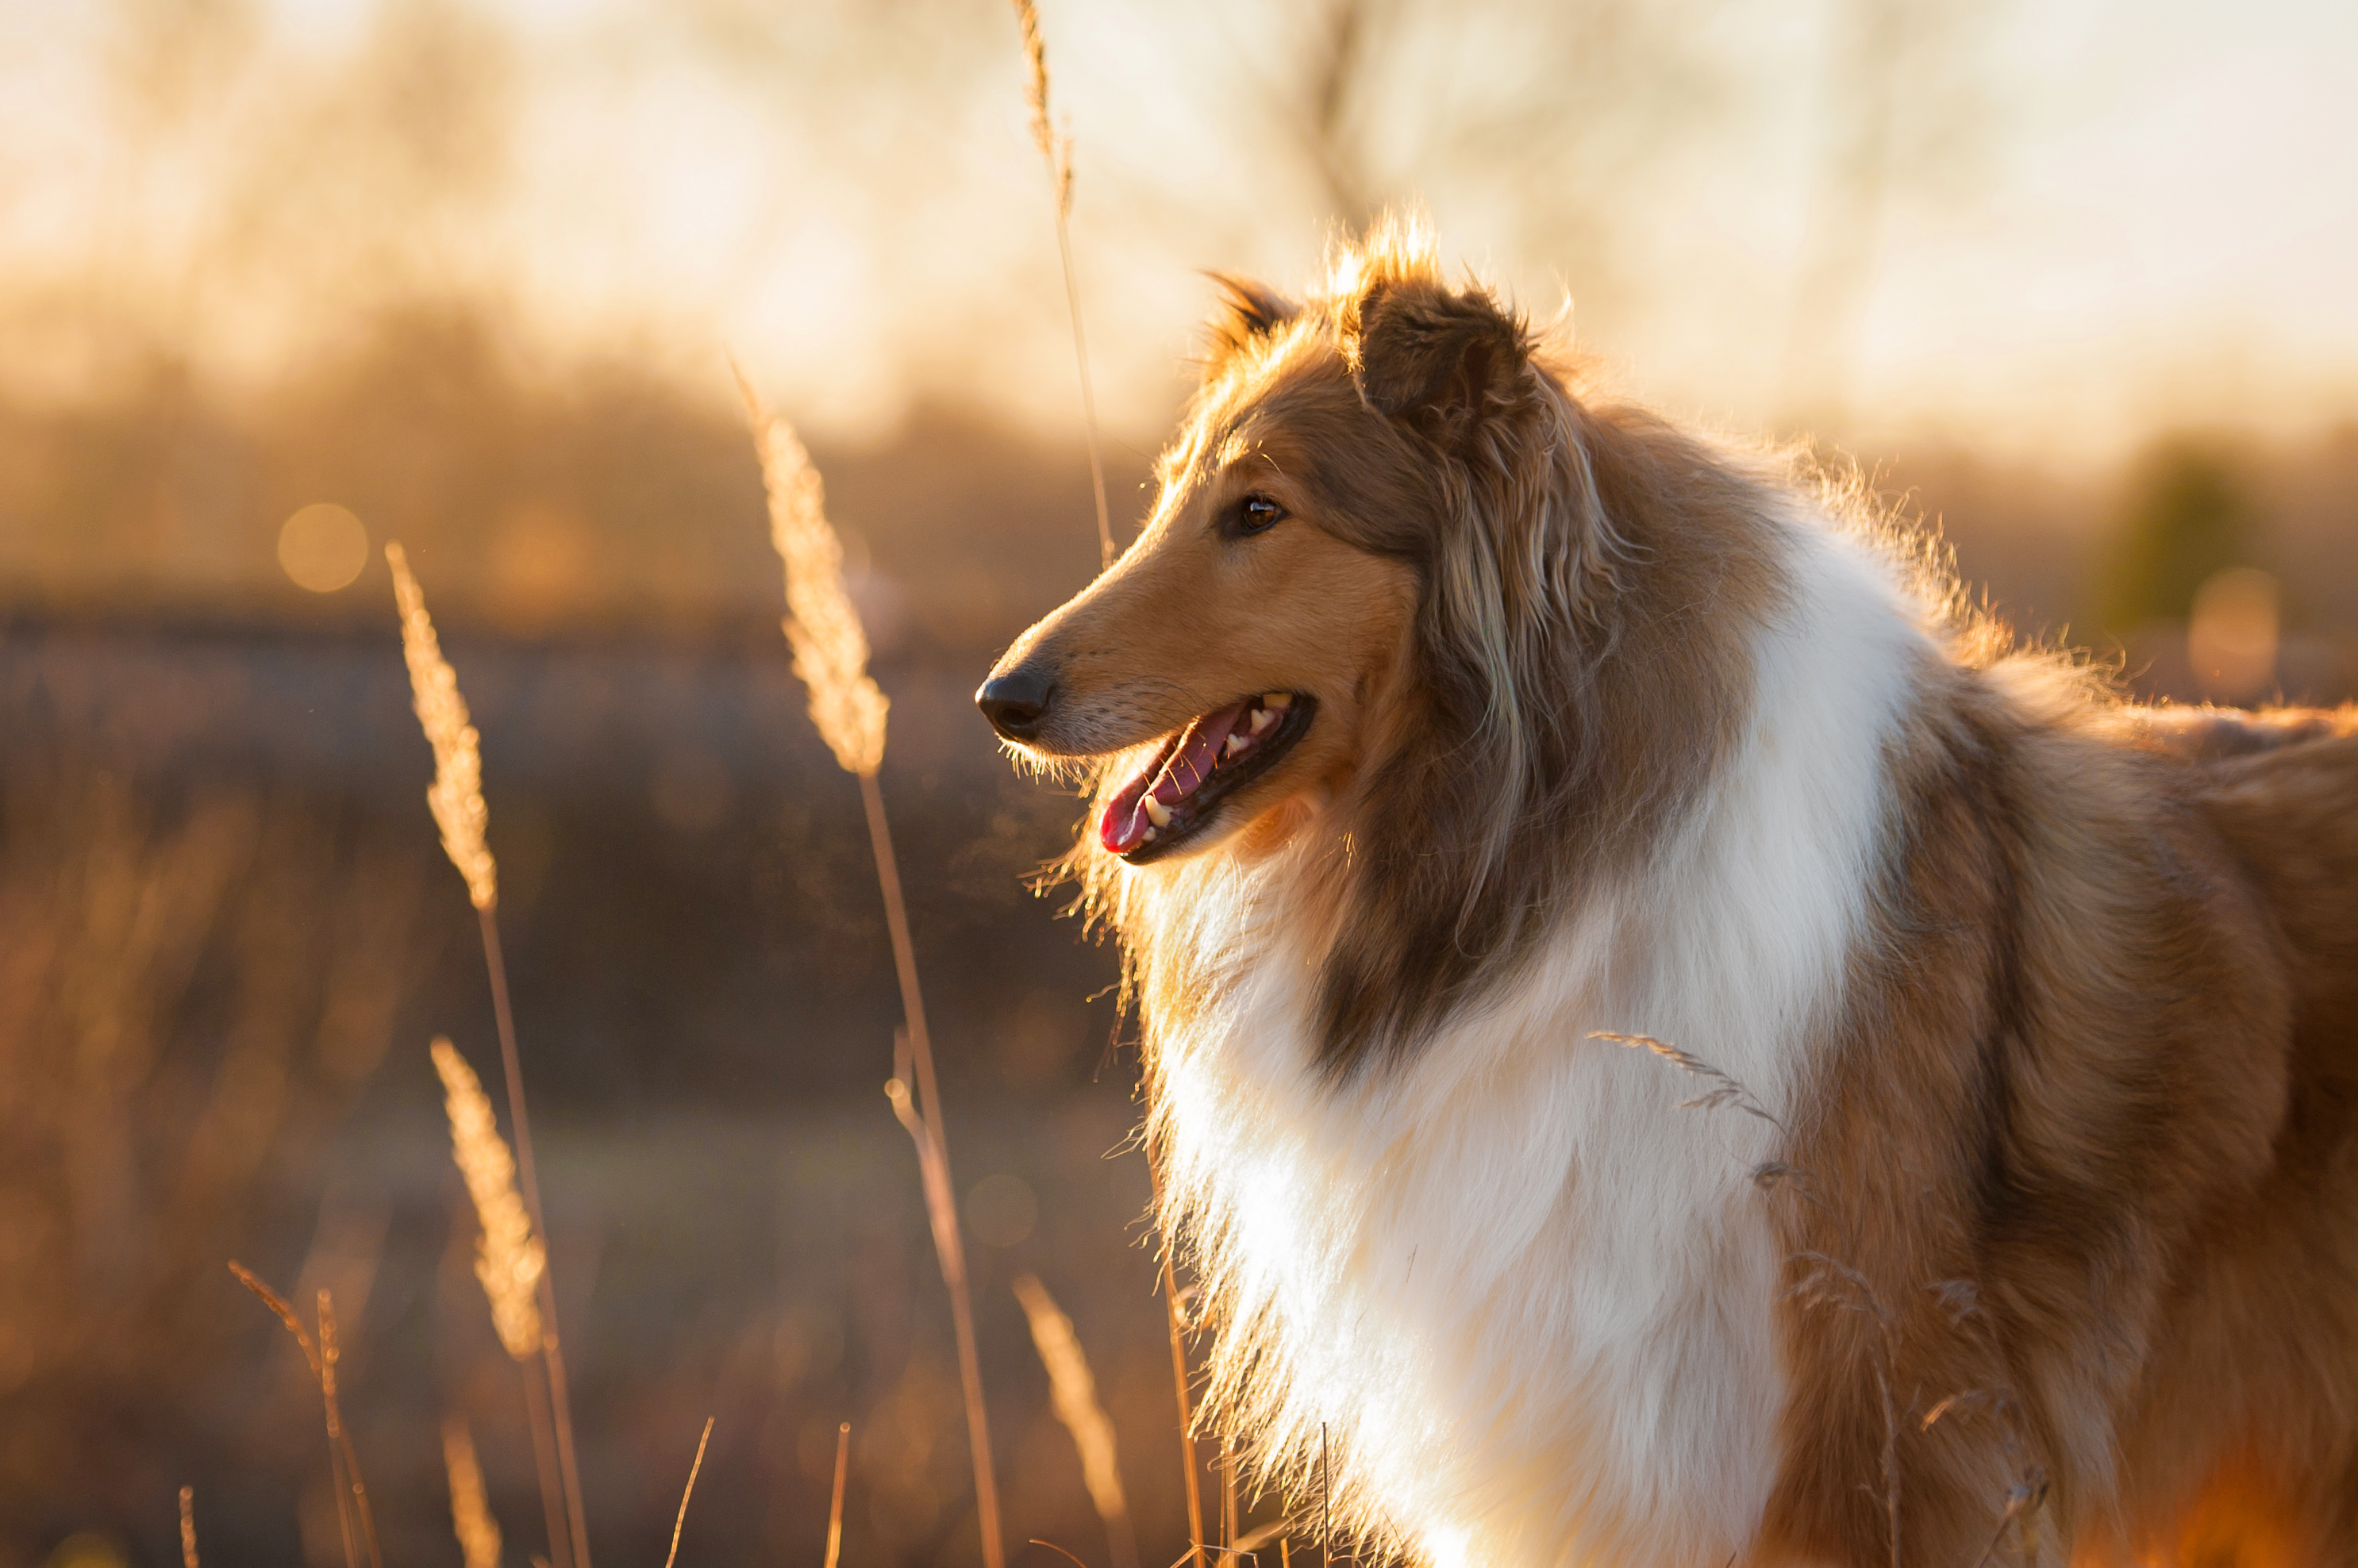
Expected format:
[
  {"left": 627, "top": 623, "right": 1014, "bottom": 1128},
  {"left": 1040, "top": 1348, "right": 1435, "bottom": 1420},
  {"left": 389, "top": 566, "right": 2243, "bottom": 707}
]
[
  {"left": 3, "top": 0, "right": 2356, "bottom": 1566},
  {"left": 2099, "top": 444, "right": 2256, "bottom": 636}
]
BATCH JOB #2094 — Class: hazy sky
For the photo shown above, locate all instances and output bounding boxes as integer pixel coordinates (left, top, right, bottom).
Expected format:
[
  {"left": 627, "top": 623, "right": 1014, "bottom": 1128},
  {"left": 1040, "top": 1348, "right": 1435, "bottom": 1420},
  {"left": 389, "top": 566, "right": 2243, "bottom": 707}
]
[{"left": 1, "top": 0, "right": 2352, "bottom": 462}]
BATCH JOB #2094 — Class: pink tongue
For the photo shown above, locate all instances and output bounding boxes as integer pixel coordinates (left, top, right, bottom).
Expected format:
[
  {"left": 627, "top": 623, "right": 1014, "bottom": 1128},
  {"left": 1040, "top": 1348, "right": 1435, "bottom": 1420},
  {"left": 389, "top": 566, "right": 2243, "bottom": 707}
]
[
  {"left": 1156, "top": 705, "right": 1246, "bottom": 802},
  {"left": 1101, "top": 702, "right": 1251, "bottom": 854}
]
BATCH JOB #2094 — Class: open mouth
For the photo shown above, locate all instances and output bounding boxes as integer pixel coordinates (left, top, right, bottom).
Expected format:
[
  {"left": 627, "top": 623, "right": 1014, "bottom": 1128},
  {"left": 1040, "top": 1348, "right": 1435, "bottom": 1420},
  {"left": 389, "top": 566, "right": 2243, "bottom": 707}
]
[{"left": 1100, "top": 692, "right": 1316, "bottom": 863}]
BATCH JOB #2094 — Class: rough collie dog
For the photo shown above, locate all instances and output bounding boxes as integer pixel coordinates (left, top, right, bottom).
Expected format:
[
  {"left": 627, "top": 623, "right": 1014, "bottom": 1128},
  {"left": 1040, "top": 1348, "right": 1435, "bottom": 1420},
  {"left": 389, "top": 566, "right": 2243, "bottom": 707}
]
[{"left": 975, "top": 221, "right": 2358, "bottom": 1568}]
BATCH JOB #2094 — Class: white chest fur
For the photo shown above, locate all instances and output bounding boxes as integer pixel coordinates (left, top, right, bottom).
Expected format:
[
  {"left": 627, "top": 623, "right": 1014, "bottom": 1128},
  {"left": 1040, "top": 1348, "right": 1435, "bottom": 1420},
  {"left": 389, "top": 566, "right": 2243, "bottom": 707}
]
[{"left": 1140, "top": 518, "right": 1925, "bottom": 1568}]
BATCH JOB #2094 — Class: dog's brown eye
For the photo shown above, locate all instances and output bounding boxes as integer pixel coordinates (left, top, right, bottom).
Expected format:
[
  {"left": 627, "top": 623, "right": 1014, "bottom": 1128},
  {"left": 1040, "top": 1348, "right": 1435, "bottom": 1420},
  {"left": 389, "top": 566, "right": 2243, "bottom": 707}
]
[{"left": 1225, "top": 494, "right": 1286, "bottom": 539}]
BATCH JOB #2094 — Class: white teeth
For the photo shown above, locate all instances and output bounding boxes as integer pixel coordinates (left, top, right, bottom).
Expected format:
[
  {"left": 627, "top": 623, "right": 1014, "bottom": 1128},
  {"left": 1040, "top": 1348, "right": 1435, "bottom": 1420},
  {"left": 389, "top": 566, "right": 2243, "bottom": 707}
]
[
  {"left": 1142, "top": 795, "right": 1172, "bottom": 827},
  {"left": 1224, "top": 733, "right": 1247, "bottom": 758},
  {"left": 1139, "top": 826, "right": 1157, "bottom": 844},
  {"left": 1248, "top": 708, "right": 1275, "bottom": 735},
  {"left": 1263, "top": 692, "right": 1293, "bottom": 709}
]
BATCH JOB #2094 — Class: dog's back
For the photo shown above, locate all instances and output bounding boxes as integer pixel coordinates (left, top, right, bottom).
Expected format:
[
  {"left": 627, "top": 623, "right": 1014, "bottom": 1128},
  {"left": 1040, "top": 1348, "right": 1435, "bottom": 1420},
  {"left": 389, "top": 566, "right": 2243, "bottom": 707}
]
[
  {"left": 2132, "top": 705, "right": 2358, "bottom": 1062},
  {"left": 2096, "top": 705, "right": 2358, "bottom": 1557}
]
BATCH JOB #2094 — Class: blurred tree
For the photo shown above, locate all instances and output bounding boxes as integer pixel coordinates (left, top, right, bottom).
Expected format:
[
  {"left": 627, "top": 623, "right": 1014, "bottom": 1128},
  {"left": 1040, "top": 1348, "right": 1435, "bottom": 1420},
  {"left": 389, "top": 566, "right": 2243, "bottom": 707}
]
[
  {"left": 1780, "top": 0, "right": 2004, "bottom": 427},
  {"left": 1298, "top": 0, "right": 1390, "bottom": 231},
  {"left": 2095, "top": 440, "right": 2255, "bottom": 637},
  {"left": 1258, "top": 0, "right": 1728, "bottom": 320}
]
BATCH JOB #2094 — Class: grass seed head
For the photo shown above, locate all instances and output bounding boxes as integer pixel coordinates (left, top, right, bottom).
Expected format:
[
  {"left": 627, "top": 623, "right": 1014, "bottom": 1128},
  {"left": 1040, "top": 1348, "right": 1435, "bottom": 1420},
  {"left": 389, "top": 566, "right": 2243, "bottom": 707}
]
[
  {"left": 430, "top": 1036, "right": 545, "bottom": 1359},
  {"left": 441, "top": 1416, "right": 504, "bottom": 1568},
  {"left": 387, "top": 542, "right": 498, "bottom": 910},
  {"left": 734, "top": 370, "right": 890, "bottom": 777},
  {"left": 1012, "top": 0, "right": 1072, "bottom": 213},
  {"left": 1014, "top": 1273, "right": 1130, "bottom": 1529}
]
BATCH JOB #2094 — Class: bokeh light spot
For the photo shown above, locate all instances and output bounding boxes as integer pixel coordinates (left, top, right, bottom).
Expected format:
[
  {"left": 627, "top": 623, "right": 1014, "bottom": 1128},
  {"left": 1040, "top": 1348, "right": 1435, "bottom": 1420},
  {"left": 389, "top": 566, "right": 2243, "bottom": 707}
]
[
  {"left": 278, "top": 503, "right": 369, "bottom": 593},
  {"left": 45, "top": 1536, "right": 126, "bottom": 1568},
  {"left": 2189, "top": 566, "right": 2280, "bottom": 702}
]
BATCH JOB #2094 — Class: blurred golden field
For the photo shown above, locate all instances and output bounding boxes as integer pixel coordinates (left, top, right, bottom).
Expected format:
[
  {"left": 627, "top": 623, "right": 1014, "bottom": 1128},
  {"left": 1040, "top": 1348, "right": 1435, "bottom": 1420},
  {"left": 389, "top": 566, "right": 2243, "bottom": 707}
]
[{"left": 4, "top": 2, "right": 2357, "bottom": 1567}]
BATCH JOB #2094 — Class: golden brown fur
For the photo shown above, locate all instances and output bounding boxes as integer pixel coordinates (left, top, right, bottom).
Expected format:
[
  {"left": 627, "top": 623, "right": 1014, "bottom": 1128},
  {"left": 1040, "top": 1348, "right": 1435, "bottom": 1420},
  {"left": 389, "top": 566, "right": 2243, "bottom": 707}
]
[
  {"left": 981, "top": 221, "right": 2358, "bottom": 1566},
  {"left": 1760, "top": 668, "right": 2358, "bottom": 1565}
]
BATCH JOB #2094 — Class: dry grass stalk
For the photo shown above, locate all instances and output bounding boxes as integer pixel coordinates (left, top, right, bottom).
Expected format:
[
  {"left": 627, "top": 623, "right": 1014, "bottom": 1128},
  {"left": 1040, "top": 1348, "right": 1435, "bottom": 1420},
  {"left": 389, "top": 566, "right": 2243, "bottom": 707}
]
[
  {"left": 444, "top": 1416, "right": 505, "bottom": 1568},
  {"left": 860, "top": 771, "right": 999, "bottom": 1568},
  {"left": 1320, "top": 1427, "right": 1331, "bottom": 1568},
  {"left": 1588, "top": 1032, "right": 1787, "bottom": 1130},
  {"left": 1014, "top": 1274, "right": 1140, "bottom": 1568},
  {"left": 479, "top": 916, "right": 591, "bottom": 1568},
  {"left": 386, "top": 541, "right": 496, "bottom": 912},
  {"left": 1143, "top": 1147, "right": 1206, "bottom": 1568},
  {"left": 1787, "top": 1251, "right": 1906, "bottom": 1567},
  {"left": 740, "top": 371, "right": 1006, "bottom": 1568},
  {"left": 179, "top": 1486, "right": 198, "bottom": 1568},
  {"left": 387, "top": 548, "right": 589, "bottom": 1568},
  {"left": 317, "top": 1291, "right": 385, "bottom": 1568},
  {"left": 1614, "top": 1032, "right": 1944, "bottom": 1568},
  {"left": 733, "top": 371, "right": 888, "bottom": 776},
  {"left": 433, "top": 1036, "right": 571, "bottom": 1567},
  {"left": 432, "top": 1038, "right": 547, "bottom": 1358},
  {"left": 434, "top": 1049, "right": 572, "bottom": 1568},
  {"left": 1971, "top": 1466, "right": 2048, "bottom": 1568},
  {"left": 1221, "top": 1436, "right": 1238, "bottom": 1552},
  {"left": 228, "top": 1265, "right": 382, "bottom": 1568},
  {"left": 663, "top": 1418, "right": 715, "bottom": 1568},
  {"left": 1012, "top": 0, "right": 1070, "bottom": 213},
  {"left": 1233, "top": 1522, "right": 1286, "bottom": 1557},
  {"left": 886, "top": 1038, "right": 1005, "bottom": 1568},
  {"left": 824, "top": 1422, "right": 850, "bottom": 1568},
  {"left": 1006, "top": 0, "right": 1113, "bottom": 568},
  {"left": 517, "top": 1352, "right": 571, "bottom": 1568},
  {"left": 1922, "top": 1299, "right": 2049, "bottom": 1568}
]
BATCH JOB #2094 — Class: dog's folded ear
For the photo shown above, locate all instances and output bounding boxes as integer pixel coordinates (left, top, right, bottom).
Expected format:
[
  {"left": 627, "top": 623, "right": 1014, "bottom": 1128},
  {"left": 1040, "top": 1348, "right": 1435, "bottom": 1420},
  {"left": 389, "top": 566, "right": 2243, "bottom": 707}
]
[
  {"left": 1203, "top": 273, "right": 1299, "bottom": 365},
  {"left": 1346, "top": 278, "right": 1533, "bottom": 454}
]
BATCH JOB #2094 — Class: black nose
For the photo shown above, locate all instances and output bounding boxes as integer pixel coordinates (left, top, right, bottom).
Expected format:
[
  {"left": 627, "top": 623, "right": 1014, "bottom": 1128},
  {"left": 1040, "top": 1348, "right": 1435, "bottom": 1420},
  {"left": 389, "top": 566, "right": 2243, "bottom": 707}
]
[{"left": 976, "top": 667, "right": 1055, "bottom": 740}]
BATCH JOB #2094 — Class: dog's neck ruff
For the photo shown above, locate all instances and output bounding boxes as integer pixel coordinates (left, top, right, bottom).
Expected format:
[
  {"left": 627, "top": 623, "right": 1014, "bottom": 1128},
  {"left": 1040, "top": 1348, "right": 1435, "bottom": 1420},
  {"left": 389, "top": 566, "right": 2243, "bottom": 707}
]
[{"left": 1121, "top": 509, "right": 1931, "bottom": 1568}]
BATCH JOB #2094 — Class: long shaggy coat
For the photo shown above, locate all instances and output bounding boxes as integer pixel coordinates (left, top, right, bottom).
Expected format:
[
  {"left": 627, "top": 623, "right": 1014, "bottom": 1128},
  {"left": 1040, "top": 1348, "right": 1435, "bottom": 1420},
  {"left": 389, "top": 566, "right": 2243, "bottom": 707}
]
[{"left": 979, "top": 220, "right": 2358, "bottom": 1568}]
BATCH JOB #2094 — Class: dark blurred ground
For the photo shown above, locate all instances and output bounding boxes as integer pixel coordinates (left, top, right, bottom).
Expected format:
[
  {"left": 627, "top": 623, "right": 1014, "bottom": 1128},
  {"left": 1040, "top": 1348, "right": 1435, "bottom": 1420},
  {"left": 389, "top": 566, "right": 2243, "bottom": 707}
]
[
  {"left": 4, "top": 315, "right": 2356, "bottom": 1568},
  {"left": 0, "top": 610, "right": 1197, "bottom": 1568}
]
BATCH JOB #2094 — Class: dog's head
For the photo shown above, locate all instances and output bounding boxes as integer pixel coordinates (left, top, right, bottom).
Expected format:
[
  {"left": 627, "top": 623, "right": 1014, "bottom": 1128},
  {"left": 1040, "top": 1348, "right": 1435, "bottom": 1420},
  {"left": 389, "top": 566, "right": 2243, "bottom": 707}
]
[
  {"left": 979, "top": 224, "right": 1594, "bottom": 872},
  {"left": 980, "top": 222, "right": 1785, "bottom": 1066}
]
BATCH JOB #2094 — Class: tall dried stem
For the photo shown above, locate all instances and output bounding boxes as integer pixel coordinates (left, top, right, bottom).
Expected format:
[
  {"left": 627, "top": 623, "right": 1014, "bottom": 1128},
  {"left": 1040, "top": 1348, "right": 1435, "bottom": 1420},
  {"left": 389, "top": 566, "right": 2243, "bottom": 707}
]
[
  {"left": 317, "top": 1293, "right": 383, "bottom": 1568},
  {"left": 1610, "top": 1030, "right": 1927, "bottom": 1568},
  {"left": 480, "top": 910, "right": 591, "bottom": 1568},
  {"left": 1009, "top": 0, "right": 1112, "bottom": 569},
  {"left": 389, "top": 543, "right": 590, "bottom": 1568},
  {"left": 887, "top": 1028, "right": 1003, "bottom": 1568},
  {"left": 433, "top": 1036, "right": 567, "bottom": 1566},
  {"left": 1143, "top": 1147, "right": 1206, "bottom": 1568},
  {"left": 740, "top": 373, "right": 1004, "bottom": 1568},
  {"left": 229, "top": 1265, "right": 382, "bottom": 1568},
  {"left": 518, "top": 1353, "right": 569, "bottom": 1568},
  {"left": 663, "top": 1418, "right": 714, "bottom": 1568},
  {"left": 1014, "top": 1273, "right": 1139, "bottom": 1568},
  {"left": 824, "top": 1423, "right": 851, "bottom": 1568},
  {"left": 1221, "top": 1436, "right": 1237, "bottom": 1551}
]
